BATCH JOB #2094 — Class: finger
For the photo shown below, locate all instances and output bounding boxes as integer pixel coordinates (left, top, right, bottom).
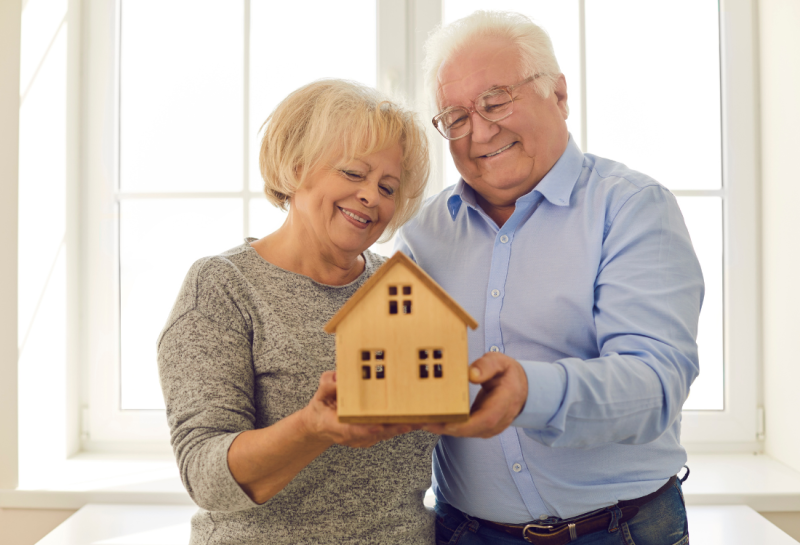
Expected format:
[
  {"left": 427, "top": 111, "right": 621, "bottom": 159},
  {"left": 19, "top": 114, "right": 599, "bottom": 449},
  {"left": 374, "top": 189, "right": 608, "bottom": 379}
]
[
  {"left": 314, "top": 372, "right": 338, "bottom": 402},
  {"left": 468, "top": 353, "right": 508, "bottom": 384},
  {"left": 335, "top": 424, "right": 408, "bottom": 447},
  {"left": 424, "top": 387, "right": 514, "bottom": 438}
]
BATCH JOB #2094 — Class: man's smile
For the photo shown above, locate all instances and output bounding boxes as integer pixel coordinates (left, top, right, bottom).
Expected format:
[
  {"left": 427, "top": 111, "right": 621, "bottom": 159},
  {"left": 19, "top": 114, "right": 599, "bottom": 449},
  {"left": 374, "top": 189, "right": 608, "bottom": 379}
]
[{"left": 480, "top": 142, "right": 516, "bottom": 158}]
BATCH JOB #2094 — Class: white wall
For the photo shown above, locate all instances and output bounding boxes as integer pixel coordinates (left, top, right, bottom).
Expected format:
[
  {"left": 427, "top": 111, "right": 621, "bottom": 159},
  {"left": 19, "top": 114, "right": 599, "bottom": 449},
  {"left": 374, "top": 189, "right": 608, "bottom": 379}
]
[
  {"left": 760, "top": 0, "right": 800, "bottom": 474},
  {"left": 0, "top": 0, "right": 21, "bottom": 492}
]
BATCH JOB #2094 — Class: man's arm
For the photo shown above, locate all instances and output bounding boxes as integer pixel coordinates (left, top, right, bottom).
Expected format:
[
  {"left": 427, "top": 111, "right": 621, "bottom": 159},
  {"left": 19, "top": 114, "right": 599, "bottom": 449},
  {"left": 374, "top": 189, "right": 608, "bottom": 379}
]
[{"left": 415, "top": 186, "right": 703, "bottom": 445}]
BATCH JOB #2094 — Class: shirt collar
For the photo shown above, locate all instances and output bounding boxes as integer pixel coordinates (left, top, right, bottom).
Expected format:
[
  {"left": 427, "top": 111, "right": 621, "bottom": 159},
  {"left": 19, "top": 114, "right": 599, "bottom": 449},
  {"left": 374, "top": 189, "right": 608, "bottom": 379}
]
[
  {"left": 446, "top": 135, "right": 584, "bottom": 221},
  {"left": 526, "top": 135, "right": 584, "bottom": 207}
]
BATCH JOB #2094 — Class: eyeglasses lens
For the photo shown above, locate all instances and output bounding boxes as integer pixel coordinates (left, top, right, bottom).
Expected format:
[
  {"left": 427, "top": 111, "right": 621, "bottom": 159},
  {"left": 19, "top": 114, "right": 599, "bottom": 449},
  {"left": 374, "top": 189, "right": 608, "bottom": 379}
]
[
  {"left": 435, "top": 89, "right": 514, "bottom": 140},
  {"left": 478, "top": 89, "right": 514, "bottom": 119}
]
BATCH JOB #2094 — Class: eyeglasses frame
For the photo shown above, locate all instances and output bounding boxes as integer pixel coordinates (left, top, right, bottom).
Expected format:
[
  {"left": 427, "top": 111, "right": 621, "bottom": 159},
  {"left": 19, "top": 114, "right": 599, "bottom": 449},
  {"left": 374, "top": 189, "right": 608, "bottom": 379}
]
[{"left": 431, "top": 74, "right": 543, "bottom": 141}]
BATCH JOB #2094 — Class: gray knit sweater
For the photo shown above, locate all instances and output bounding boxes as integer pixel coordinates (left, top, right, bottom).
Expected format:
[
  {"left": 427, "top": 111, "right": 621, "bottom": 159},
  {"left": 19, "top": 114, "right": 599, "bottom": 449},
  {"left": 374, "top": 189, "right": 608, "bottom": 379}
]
[{"left": 157, "top": 240, "right": 438, "bottom": 544}]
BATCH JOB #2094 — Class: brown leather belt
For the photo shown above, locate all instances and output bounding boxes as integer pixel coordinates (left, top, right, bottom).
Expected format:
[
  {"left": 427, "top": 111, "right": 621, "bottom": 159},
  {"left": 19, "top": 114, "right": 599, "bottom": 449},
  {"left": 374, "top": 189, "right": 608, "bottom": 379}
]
[{"left": 473, "top": 475, "right": 677, "bottom": 545}]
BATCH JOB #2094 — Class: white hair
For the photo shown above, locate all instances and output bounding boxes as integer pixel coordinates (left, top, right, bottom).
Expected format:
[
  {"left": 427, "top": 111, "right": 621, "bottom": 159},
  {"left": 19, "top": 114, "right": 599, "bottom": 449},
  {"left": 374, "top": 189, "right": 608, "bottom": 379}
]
[{"left": 423, "top": 10, "right": 563, "bottom": 108}]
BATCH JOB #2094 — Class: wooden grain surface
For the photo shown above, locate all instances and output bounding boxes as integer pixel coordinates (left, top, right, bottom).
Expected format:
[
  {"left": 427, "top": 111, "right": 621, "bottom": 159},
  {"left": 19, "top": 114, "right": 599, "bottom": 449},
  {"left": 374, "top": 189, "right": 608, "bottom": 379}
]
[{"left": 335, "top": 263, "right": 471, "bottom": 422}]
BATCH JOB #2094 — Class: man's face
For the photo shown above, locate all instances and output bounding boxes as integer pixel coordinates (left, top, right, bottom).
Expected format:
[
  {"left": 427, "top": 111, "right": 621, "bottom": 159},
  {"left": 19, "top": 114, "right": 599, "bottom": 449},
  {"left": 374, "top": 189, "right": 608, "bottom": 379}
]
[{"left": 436, "top": 38, "right": 570, "bottom": 207}]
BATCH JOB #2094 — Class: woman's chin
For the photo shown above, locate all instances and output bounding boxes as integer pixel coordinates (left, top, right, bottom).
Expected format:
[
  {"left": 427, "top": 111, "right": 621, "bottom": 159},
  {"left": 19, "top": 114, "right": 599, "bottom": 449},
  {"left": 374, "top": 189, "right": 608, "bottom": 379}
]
[{"left": 330, "top": 233, "right": 381, "bottom": 257}]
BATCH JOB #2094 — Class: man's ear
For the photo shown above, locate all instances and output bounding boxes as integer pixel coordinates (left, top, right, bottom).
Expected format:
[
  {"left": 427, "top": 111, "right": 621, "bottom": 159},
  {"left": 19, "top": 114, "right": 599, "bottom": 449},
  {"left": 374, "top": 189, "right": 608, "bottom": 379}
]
[{"left": 554, "top": 74, "right": 569, "bottom": 120}]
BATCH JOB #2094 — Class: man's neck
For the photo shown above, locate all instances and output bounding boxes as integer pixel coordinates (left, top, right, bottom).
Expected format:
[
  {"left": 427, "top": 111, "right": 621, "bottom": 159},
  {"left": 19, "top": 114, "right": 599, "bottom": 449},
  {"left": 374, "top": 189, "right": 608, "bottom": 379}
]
[{"left": 475, "top": 192, "right": 516, "bottom": 228}]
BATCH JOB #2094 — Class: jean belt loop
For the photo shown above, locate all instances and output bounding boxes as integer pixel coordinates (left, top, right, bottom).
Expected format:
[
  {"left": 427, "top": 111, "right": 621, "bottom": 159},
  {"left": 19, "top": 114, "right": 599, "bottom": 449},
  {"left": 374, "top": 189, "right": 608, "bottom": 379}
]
[
  {"left": 463, "top": 512, "right": 480, "bottom": 534},
  {"left": 679, "top": 465, "right": 690, "bottom": 483},
  {"left": 607, "top": 505, "right": 623, "bottom": 533}
]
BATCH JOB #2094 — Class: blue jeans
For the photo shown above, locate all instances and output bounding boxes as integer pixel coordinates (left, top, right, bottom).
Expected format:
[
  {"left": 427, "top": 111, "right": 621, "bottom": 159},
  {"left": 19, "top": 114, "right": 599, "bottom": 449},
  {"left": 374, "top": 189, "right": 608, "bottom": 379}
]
[{"left": 434, "top": 479, "right": 689, "bottom": 545}]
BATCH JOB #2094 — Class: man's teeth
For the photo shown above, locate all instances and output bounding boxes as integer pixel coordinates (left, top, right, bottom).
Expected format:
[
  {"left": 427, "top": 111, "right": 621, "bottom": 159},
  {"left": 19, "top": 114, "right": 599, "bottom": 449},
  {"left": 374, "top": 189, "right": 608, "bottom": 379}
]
[
  {"left": 485, "top": 143, "right": 515, "bottom": 157},
  {"left": 342, "top": 208, "right": 369, "bottom": 223}
]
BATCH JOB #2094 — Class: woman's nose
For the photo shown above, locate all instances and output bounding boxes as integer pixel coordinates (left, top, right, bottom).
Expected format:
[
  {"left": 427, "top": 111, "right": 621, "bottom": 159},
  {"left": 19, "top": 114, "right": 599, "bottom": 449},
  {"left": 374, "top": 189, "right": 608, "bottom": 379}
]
[{"left": 357, "top": 181, "right": 380, "bottom": 206}]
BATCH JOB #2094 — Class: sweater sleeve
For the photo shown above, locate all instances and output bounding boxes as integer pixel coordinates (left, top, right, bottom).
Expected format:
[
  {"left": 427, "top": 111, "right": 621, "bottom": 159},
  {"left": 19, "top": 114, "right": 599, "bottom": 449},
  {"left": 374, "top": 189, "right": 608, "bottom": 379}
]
[{"left": 157, "top": 258, "right": 260, "bottom": 512}]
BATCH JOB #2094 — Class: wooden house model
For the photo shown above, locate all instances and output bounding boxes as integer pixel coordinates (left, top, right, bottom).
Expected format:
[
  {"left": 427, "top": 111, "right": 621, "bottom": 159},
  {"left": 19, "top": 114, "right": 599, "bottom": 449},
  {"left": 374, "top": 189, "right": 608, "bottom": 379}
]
[{"left": 324, "top": 252, "right": 478, "bottom": 423}]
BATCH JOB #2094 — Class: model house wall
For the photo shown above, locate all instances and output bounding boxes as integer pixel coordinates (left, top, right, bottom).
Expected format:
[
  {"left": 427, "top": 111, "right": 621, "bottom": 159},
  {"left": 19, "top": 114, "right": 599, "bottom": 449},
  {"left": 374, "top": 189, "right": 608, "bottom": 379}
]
[{"left": 325, "top": 253, "right": 477, "bottom": 423}]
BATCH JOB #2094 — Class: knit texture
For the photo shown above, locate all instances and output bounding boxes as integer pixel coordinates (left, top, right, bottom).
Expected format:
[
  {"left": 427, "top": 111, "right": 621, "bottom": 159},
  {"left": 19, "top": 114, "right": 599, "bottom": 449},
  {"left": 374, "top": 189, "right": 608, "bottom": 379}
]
[{"left": 158, "top": 240, "right": 438, "bottom": 544}]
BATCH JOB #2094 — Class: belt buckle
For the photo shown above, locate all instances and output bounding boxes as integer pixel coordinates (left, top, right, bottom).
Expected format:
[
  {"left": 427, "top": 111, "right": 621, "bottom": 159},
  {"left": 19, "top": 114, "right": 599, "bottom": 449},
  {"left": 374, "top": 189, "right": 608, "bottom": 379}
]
[{"left": 522, "top": 523, "right": 554, "bottom": 543}]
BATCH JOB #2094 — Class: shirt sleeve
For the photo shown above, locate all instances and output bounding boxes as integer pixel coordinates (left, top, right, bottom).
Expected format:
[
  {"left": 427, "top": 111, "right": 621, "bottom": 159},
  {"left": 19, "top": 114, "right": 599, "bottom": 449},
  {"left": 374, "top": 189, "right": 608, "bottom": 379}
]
[
  {"left": 157, "top": 259, "right": 260, "bottom": 512},
  {"left": 516, "top": 185, "right": 703, "bottom": 447}
]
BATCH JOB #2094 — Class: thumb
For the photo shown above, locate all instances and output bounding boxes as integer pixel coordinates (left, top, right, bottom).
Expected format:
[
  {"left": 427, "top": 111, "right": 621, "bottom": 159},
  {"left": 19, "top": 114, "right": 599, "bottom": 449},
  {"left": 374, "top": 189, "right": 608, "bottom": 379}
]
[
  {"left": 469, "top": 365, "right": 483, "bottom": 383},
  {"left": 468, "top": 353, "right": 508, "bottom": 384},
  {"left": 317, "top": 371, "right": 338, "bottom": 397}
]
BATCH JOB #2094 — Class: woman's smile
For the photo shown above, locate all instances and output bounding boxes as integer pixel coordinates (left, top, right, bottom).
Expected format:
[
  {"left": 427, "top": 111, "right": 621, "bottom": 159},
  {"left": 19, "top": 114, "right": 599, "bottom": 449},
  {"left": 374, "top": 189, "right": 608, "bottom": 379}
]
[{"left": 338, "top": 206, "right": 372, "bottom": 228}]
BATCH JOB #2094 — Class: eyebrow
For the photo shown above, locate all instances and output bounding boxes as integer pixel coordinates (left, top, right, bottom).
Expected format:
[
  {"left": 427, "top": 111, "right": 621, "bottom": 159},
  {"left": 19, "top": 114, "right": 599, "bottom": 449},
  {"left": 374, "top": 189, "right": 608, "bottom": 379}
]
[
  {"left": 382, "top": 174, "right": 401, "bottom": 185},
  {"left": 439, "top": 82, "right": 511, "bottom": 110},
  {"left": 348, "top": 159, "right": 401, "bottom": 184}
]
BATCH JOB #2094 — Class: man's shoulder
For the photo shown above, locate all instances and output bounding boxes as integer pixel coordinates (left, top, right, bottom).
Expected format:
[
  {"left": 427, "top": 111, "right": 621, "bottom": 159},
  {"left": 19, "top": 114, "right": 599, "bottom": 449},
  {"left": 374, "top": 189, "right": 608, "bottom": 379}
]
[
  {"left": 583, "top": 153, "right": 663, "bottom": 192},
  {"left": 404, "top": 185, "right": 456, "bottom": 226}
]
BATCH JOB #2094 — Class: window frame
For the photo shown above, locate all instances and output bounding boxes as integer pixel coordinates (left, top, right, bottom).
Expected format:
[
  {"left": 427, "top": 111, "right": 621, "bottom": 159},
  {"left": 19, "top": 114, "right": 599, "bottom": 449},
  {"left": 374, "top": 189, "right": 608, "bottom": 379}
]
[{"left": 77, "top": 0, "right": 760, "bottom": 452}]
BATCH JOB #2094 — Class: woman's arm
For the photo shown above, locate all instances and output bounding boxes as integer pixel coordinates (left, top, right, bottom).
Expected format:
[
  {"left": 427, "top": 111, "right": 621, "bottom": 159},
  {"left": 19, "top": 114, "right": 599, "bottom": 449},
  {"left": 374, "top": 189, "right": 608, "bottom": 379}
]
[{"left": 227, "top": 371, "right": 417, "bottom": 504}]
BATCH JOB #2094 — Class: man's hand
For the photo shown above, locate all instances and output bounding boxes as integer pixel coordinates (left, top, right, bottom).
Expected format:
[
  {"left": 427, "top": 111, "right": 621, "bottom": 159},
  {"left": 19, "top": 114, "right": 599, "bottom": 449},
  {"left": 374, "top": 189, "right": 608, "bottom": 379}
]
[{"left": 424, "top": 353, "right": 528, "bottom": 438}]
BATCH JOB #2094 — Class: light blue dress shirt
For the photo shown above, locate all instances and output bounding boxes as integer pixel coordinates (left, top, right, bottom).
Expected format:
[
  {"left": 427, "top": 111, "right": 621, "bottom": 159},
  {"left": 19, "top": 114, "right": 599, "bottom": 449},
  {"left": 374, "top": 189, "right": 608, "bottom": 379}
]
[{"left": 396, "top": 136, "right": 703, "bottom": 522}]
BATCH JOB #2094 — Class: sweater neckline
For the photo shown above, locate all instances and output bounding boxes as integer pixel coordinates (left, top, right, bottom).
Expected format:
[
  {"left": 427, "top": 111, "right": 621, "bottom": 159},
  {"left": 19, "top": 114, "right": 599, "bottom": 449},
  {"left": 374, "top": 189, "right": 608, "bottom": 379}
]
[{"left": 242, "top": 238, "right": 377, "bottom": 289}]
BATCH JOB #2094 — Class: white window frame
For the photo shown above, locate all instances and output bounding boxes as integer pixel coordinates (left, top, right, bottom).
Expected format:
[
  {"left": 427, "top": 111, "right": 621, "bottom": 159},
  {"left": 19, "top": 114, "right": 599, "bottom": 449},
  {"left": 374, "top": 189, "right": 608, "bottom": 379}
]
[
  {"left": 75, "top": 0, "right": 759, "bottom": 452},
  {"left": 678, "top": 0, "right": 761, "bottom": 449}
]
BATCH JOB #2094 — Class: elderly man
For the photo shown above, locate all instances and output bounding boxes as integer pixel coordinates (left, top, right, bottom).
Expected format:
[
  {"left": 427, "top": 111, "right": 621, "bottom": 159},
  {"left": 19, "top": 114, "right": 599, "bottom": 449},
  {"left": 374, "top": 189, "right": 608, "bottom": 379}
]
[{"left": 396, "top": 11, "right": 702, "bottom": 545}]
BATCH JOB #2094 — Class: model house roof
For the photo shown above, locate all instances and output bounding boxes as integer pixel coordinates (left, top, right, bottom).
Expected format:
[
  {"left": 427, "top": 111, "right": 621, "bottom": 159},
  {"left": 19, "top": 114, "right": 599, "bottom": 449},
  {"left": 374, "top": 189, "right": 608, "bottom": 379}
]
[{"left": 323, "top": 251, "right": 479, "bottom": 333}]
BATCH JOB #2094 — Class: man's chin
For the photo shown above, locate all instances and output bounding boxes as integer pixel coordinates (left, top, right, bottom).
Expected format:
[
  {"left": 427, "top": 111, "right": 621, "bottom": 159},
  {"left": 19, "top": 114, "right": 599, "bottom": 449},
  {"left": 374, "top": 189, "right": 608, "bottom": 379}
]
[{"left": 468, "top": 172, "right": 538, "bottom": 198}]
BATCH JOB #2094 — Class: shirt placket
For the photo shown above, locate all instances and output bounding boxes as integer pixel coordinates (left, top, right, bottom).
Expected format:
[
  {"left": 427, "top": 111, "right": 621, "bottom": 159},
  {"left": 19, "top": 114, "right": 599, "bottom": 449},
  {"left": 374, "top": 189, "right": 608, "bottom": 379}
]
[{"left": 483, "top": 197, "right": 550, "bottom": 519}]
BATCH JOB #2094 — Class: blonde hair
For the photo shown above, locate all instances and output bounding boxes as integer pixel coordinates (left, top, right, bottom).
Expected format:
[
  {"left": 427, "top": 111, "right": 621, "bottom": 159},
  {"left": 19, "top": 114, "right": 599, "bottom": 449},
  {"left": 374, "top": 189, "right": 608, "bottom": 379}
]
[
  {"left": 259, "top": 79, "right": 429, "bottom": 240},
  {"left": 424, "top": 11, "right": 563, "bottom": 108}
]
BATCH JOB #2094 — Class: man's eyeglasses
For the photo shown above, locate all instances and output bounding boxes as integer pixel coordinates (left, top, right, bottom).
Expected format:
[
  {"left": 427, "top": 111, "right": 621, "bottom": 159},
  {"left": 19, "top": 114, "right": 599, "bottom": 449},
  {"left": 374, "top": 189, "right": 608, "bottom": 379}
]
[{"left": 432, "top": 74, "right": 543, "bottom": 141}]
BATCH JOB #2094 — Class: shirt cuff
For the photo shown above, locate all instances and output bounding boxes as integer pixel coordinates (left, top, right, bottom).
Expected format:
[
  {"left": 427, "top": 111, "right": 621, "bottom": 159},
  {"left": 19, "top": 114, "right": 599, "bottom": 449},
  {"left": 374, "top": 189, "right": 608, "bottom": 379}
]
[{"left": 511, "top": 360, "right": 567, "bottom": 429}]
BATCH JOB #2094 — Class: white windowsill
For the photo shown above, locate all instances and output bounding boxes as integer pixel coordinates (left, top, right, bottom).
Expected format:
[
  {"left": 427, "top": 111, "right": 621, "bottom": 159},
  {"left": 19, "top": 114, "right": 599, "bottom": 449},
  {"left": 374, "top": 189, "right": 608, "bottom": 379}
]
[
  {"left": 35, "top": 504, "right": 800, "bottom": 545},
  {"left": 2, "top": 452, "right": 800, "bottom": 512}
]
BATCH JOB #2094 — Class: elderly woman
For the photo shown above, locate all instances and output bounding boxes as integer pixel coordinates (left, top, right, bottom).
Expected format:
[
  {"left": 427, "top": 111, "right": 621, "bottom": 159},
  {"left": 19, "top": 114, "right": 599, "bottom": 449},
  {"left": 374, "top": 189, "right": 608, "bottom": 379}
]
[{"left": 157, "top": 80, "right": 436, "bottom": 544}]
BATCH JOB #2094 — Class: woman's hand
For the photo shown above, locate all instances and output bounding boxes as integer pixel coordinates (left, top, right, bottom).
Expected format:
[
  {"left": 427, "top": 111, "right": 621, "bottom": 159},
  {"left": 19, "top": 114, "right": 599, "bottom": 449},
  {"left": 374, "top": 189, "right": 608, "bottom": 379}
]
[
  {"left": 229, "top": 371, "right": 423, "bottom": 504},
  {"left": 300, "top": 371, "right": 421, "bottom": 448}
]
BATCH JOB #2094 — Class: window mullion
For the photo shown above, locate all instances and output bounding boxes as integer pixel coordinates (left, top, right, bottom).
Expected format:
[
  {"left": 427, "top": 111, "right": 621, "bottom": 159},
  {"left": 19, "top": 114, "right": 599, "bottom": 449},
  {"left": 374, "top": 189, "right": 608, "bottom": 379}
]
[
  {"left": 243, "top": 0, "right": 250, "bottom": 238},
  {"left": 578, "top": 0, "right": 588, "bottom": 152}
]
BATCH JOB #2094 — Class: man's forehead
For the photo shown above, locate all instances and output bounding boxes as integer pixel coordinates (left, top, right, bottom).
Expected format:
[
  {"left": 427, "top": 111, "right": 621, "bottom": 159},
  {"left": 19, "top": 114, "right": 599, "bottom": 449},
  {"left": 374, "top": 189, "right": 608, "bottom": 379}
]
[{"left": 436, "top": 39, "right": 523, "bottom": 107}]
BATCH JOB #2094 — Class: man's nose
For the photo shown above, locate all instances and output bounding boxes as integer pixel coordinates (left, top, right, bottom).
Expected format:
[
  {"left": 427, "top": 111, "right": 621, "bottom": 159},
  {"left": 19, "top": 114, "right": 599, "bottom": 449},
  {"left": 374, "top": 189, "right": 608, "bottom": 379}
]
[{"left": 470, "top": 111, "right": 500, "bottom": 143}]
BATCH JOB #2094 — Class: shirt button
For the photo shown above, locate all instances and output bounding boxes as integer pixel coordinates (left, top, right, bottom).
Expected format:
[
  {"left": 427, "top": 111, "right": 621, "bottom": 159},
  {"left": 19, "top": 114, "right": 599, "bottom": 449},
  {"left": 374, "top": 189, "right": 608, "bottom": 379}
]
[
  {"left": 539, "top": 514, "right": 548, "bottom": 520},
  {"left": 490, "top": 346, "right": 500, "bottom": 352},
  {"left": 491, "top": 289, "right": 500, "bottom": 298},
  {"left": 500, "top": 235, "right": 509, "bottom": 244},
  {"left": 512, "top": 463, "right": 522, "bottom": 473}
]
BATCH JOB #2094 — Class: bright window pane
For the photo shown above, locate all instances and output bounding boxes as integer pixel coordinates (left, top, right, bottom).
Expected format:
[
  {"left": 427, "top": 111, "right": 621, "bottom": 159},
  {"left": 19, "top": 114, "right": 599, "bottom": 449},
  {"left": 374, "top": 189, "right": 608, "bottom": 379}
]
[
  {"left": 120, "top": 0, "right": 243, "bottom": 192},
  {"left": 120, "top": 199, "right": 242, "bottom": 410},
  {"left": 585, "top": 1, "right": 721, "bottom": 190},
  {"left": 248, "top": 197, "right": 288, "bottom": 239},
  {"left": 677, "top": 197, "right": 723, "bottom": 410},
  {"left": 249, "top": 0, "right": 377, "bottom": 191},
  {"left": 19, "top": 0, "right": 67, "bottom": 95},
  {"left": 441, "top": 1, "right": 581, "bottom": 187}
]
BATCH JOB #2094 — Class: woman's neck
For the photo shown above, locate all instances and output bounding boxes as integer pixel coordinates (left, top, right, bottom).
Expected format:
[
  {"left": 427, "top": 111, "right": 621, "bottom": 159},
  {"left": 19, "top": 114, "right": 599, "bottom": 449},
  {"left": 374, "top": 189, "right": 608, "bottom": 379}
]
[{"left": 250, "top": 219, "right": 365, "bottom": 286}]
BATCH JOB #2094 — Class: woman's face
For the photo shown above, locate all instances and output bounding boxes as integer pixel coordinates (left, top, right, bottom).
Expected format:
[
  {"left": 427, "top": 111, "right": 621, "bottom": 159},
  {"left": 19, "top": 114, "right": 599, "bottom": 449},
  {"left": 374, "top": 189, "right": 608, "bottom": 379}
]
[{"left": 291, "top": 143, "right": 403, "bottom": 259}]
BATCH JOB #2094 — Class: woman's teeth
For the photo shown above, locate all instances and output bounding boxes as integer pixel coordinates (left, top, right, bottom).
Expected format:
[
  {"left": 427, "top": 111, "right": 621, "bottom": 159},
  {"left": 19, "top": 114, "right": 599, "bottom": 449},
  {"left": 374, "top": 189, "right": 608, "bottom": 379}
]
[
  {"left": 341, "top": 208, "right": 368, "bottom": 223},
  {"left": 485, "top": 142, "right": 515, "bottom": 157}
]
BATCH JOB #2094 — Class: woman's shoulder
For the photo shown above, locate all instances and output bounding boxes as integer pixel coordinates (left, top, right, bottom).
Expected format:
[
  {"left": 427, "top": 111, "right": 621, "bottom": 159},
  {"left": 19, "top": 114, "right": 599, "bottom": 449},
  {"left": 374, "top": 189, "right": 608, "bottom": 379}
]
[
  {"left": 160, "top": 242, "right": 259, "bottom": 339},
  {"left": 362, "top": 248, "right": 388, "bottom": 275},
  {"left": 187, "top": 240, "right": 263, "bottom": 285}
]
